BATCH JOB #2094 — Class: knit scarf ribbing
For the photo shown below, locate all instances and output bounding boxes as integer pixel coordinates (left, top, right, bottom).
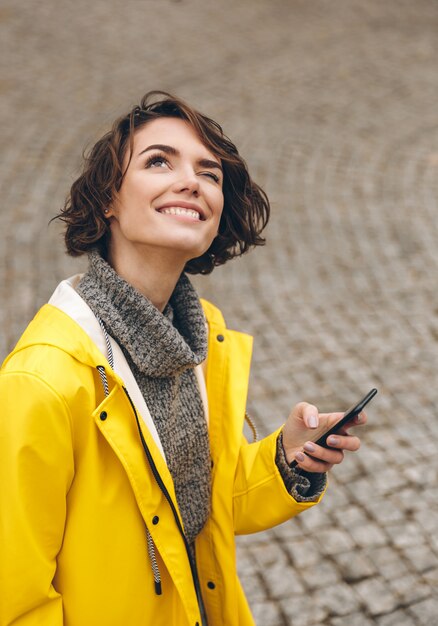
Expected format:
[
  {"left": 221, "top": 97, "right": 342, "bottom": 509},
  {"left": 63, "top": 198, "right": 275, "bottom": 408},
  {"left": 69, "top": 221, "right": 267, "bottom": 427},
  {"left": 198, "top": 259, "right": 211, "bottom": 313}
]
[{"left": 77, "top": 251, "right": 211, "bottom": 544}]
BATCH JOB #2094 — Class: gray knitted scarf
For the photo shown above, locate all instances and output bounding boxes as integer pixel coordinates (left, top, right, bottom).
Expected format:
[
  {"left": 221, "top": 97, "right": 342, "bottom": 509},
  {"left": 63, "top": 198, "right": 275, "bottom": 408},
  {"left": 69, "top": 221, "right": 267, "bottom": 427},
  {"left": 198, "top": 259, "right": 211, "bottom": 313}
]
[{"left": 77, "top": 251, "right": 211, "bottom": 545}]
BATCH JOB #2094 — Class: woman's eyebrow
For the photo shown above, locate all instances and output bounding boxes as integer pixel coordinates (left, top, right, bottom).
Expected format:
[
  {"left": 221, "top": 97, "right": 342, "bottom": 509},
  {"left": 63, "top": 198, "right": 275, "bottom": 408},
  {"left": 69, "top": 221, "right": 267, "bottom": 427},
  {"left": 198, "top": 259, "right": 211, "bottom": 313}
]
[
  {"left": 198, "top": 159, "right": 223, "bottom": 173},
  {"left": 138, "top": 144, "right": 178, "bottom": 157},
  {"left": 138, "top": 144, "right": 222, "bottom": 172}
]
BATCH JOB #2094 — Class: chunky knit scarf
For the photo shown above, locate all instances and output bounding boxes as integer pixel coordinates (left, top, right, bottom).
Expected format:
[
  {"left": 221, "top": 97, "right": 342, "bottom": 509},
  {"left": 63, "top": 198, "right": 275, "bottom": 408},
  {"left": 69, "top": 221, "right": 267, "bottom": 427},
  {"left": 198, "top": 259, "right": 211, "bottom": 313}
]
[{"left": 77, "top": 251, "right": 211, "bottom": 545}]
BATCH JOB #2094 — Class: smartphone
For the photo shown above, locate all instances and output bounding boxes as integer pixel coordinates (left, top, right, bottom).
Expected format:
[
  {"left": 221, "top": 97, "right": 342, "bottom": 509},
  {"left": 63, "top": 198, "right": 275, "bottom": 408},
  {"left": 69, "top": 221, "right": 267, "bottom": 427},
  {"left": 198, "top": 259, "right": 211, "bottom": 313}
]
[{"left": 289, "top": 388, "right": 377, "bottom": 468}]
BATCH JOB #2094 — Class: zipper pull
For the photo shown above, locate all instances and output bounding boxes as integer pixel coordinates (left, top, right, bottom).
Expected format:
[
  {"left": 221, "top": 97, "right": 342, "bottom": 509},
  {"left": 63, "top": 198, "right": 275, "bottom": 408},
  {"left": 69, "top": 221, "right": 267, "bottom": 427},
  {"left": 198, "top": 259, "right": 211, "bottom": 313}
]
[{"left": 146, "top": 527, "right": 162, "bottom": 595}]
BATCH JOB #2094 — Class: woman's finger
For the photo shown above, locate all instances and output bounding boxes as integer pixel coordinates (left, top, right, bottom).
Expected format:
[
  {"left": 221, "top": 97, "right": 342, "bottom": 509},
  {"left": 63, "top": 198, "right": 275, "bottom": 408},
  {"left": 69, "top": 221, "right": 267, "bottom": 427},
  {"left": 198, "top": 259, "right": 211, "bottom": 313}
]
[
  {"left": 319, "top": 409, "right": 368, "bottom": 430},
  {"left": 299, "top": 403, "right": 320, "bottom": 429},
  {"left": 326, "top": 434, "right": 361, "bottom": 452},
  {"left": 293, "top": 441, "right": 345, "bottom": 472},
  {"left": 294, "top": 450, "right": 334, "bottom": 473},
  {"left": 303, "top": 441, "right": 345, "bottom": 465}
]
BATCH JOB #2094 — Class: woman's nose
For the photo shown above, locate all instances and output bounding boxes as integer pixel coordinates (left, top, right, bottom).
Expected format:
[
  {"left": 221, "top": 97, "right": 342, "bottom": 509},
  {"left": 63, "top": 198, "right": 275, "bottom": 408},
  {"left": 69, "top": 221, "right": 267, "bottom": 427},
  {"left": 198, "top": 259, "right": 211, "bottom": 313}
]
[{"left": 172, "top": 172, "right": 200, "bottom": 195}]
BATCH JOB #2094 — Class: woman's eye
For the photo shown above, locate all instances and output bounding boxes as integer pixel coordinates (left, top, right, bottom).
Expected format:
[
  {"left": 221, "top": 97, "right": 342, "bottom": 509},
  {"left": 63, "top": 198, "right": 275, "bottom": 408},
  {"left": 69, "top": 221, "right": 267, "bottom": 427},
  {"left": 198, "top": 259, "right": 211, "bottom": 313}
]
[
  {"left": 145, "top": 155, "right": 169, "bottom": 169},
  {"left": 202, "top": 171, "right": 220, "bottom": 183}
]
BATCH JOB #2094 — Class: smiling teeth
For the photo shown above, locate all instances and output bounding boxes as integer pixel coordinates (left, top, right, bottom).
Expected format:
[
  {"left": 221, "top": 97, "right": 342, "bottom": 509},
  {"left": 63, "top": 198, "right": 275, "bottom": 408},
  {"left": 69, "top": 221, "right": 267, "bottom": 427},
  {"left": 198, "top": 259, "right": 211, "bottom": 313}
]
[{"left": 160, "top": 207, "right": 201, "bottom": 220}]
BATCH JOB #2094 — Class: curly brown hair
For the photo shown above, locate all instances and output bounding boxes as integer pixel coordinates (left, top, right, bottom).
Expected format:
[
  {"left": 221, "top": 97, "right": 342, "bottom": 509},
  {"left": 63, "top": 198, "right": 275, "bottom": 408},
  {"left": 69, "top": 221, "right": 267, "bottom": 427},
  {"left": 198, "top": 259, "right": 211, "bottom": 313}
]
[{"left": 55, "top": 91, "right": 270, "bottom": 274}]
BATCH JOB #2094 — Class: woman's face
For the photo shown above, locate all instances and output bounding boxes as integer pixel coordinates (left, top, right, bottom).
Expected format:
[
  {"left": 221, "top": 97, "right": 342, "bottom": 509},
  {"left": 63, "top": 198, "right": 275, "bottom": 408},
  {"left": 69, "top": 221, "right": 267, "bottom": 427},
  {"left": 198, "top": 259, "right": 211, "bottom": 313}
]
[{"left": 107, "top": 117, "right": 224, "bottom": 267}]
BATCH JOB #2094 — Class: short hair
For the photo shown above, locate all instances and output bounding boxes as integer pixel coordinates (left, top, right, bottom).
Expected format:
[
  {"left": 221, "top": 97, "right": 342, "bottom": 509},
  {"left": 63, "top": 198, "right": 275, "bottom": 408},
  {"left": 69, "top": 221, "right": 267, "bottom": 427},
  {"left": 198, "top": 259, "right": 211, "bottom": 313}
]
[{"left": 55, "top": 91, "right": 270, "bottom": 274}]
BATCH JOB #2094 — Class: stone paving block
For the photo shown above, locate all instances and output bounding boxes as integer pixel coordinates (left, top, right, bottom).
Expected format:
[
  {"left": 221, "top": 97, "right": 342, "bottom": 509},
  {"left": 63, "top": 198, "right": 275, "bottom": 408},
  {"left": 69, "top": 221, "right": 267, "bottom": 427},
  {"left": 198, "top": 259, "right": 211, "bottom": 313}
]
[
  {"left": 328, "top": 453, "right": 363, "bottom": 485},
  {"left": 262, "top": 562, "right": 305, "bottom": 599},
  {"left": 424, "top": 485, "right": 438, "bottom": 504},
  {"left": 333, "top": 550, "right": 377, "bottom": 582},
  {"left": 366, "top": 499, "right": 405, "bottom": 526},
  {"left": 403, "top": 464, "right": 433, "bottom": 488},
  {"left": 373, "top": 468, "right": 409, "bottom": 498},
  {"left": 402, "top": 544, "right": 438, "bottom": 573},
  {"left": 390, "top": 488, "right": 422, "bottom": 515},
  {"left": 375, "top": 609, "right": 417, "bottom": 626},
  {"left": 331, "top": 614, "right": 376, "bottom": 626},
  {"left": 346, "top": 478, "right": 378, "bottom": 506},
  {"left": 353, "top": 578, "right": 399, "bottom": 616},
  {"left": 314, "top": 528, "right": 355, "bottom": 556},
  {"left": 430, "top": 535, "right": 438, "bottom": 557},
  {"left": 285, "top": 538, "right": 322, "bottom": 568},
  {"left": 295, "top": 503, "right": 332, "bottom": 533},
  {"left": 314, "top": 581, "right": 362, "bottom": 617},
  {"left": 386, "top": 445, "right": 415, "bottom": 466},
  {"left": 367, "top": 545, "right": 423, "bottom": 585},
  {"left": 385, "top": 522, "right": 427, "bottom": 549},
  {"left": 236, "top": 543, "right": 255, "bottom": 575},
  {"left": 349, "top": 523, "right": 388, "bottom": 549},
  {"left": 238, "top": 574, "right": 266, "bottom": 605},
  {"left": 321, "top": 484, "right": 350, "bottom": 508},
  {"left": 388, "top": 574, "right": 431, "bottom": 605},
  {"left": 250, "top": 541, "right": 289, "bottom": 569},
  {"left": 350, "top": 444, "right": 383, "bottom": 468},
  {"left": 272, "top": 519, "right": 311, "bottom": 542},
  {"left": 422, "top": 567, "right": 438, "bottom": 587},
  {"left": 279, "top": 596, "right": 328, "bottom": 626},
  {"left": 250, "top": 600, "right": 285, "bottom": 626},
  {"left": 376, "top": 558, "right": 410, "bottom": 582},
  {"left": 331, "top": 504, "right": 368, "bottom": 528},
  {"left": 299, "top": 559, "right": 341, "bottom": 590},
  {"left": 408, "top": 597, "right": 438, "bottom": 626},
  {"left": 413, "top": 508, "right": 438, "bottom": 535}
]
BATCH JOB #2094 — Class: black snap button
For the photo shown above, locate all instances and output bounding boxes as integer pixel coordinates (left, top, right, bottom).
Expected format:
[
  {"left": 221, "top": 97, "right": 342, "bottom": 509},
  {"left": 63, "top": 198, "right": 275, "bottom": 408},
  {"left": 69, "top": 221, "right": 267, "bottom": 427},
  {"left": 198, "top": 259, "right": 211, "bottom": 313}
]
[
  {"left": 211, "top": 459, "right": 214, "bottom": 469},
  {"left": 152, "top": 516, "right": 159, "bottom": 525},
  {"left": 207, "top": 581, "right": 215, "bottom": 590},
  {"left": 100, "top": 411, "right": 107, "bottom": 421},
  {"left": 195, "top": 623, "right": 200, "bottom": 626},
  {"left": 216, "top": 334, "right": 225, "bottom": 342}
]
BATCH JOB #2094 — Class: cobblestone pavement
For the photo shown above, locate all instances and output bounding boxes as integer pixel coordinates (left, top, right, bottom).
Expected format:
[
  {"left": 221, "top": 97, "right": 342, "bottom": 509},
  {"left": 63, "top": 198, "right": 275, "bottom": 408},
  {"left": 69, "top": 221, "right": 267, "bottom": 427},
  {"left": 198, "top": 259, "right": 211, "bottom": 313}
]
[{"left": 1, "top": 1, "right": 438, "bottom": 624}]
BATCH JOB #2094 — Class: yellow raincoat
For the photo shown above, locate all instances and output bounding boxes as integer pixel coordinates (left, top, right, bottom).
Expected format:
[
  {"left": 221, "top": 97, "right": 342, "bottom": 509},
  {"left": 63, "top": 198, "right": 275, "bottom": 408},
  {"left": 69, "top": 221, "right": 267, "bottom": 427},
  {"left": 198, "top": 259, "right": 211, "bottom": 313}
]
[{"left": 0, "top": 290, "right": 323, "bottom": 626}]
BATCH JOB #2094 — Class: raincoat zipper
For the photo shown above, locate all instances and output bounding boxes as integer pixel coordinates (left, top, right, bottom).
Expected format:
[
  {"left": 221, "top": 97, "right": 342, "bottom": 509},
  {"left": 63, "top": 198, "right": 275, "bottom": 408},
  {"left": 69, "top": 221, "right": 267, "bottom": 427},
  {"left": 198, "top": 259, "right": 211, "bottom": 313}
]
[
  {"left": 95, "top": 316, "right": 207, "bottom": 625},
  {"left": 124, "top": 386, "right": 207, "bottom": 625}
]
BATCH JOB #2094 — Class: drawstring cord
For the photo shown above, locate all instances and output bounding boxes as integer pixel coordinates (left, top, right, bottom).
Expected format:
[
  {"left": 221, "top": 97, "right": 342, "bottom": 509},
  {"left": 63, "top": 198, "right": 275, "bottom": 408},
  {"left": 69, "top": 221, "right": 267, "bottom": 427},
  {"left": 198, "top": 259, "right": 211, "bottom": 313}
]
[
  {"left": 96, "top": 366, "right": 109, "bottom": 397},
  {"left": 244, "top": 411, "right": 259, "bottom": 442},
  {"left": 95, "top": 316, "right": 162, "bottom": 596}
]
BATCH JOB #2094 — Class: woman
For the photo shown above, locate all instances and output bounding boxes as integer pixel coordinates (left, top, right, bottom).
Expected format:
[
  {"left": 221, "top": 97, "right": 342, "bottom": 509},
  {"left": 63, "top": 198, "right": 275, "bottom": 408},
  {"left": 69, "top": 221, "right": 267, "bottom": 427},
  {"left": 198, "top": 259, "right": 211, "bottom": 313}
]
[{"left": 0, "top": 92, "right": 365, "bottom": 626}]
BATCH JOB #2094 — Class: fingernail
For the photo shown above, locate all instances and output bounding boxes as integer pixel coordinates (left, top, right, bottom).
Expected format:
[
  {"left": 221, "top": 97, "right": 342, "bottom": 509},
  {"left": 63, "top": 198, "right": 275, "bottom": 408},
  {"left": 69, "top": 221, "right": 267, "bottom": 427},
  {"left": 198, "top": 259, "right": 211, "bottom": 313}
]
[
  {"left": 308, "top": 415, "right": 318, "bottom": 428},
  {"left": 356, "top": 412, "right": 363, "bottom": 422},
  {"left": 295, "top": 452, "right": 306, "bottom": 462},
  {"left": 327, "top": 436, "right": 339, "bottom": 446},
  {"left": 304, "top": 442, "right": 315, "bottom": 453}
]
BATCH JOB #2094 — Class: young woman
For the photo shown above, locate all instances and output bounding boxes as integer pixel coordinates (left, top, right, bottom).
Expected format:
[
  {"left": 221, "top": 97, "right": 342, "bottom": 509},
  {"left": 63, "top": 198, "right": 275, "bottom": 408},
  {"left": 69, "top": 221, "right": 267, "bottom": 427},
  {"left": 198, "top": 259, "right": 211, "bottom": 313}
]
[{"left": 0, "top": 92, "right": 366, "bottom": 626}]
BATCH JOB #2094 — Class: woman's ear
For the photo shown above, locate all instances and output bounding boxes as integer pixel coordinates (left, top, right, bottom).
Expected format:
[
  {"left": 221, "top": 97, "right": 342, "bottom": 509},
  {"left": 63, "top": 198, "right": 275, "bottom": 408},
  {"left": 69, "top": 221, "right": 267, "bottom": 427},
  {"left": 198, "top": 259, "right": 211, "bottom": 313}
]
[{"left": 103, "top": 205, "right": 117, "bottom": 219}]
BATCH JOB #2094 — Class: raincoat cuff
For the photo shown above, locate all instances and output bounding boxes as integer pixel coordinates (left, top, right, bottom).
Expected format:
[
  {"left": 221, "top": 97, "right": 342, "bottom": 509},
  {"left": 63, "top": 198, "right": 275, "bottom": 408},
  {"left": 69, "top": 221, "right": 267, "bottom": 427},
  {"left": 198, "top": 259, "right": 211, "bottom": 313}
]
[{"left": 275, "top": 431, "right": 327, "bottom": 503}]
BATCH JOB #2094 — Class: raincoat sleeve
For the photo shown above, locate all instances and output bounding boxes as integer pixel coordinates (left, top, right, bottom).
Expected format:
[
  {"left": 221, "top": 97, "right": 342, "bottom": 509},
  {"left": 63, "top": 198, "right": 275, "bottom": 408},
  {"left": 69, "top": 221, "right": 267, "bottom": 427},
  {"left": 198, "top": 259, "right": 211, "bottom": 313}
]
[
  {"left": 0, "top": 371, "right": 74, "bottom": 626},
  {"left": 232, "top": 427, "right": 326, "bottom": 535}
]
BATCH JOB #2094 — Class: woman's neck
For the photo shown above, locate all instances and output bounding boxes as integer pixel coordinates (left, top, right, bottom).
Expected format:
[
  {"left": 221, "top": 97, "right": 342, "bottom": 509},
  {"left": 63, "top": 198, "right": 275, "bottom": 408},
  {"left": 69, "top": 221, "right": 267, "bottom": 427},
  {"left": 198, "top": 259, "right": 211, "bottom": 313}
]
[{"left": 107, "top": 246, "right": 186, "bottom": 312}]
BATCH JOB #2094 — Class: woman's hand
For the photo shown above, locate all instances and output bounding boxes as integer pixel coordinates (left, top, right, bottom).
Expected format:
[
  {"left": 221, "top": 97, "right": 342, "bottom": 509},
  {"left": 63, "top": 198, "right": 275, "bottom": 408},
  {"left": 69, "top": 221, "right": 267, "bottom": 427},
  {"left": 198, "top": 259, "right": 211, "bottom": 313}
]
[{"left": 281, "top": 402, "right": 367, "bottom": 473}]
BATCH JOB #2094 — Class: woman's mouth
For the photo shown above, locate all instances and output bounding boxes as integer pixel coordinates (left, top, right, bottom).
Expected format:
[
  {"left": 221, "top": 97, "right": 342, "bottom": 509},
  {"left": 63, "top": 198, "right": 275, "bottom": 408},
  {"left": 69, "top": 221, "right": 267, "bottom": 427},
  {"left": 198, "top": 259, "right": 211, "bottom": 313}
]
[{"left": 157, "top": 206, "right": 202, "bottom": 220}]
